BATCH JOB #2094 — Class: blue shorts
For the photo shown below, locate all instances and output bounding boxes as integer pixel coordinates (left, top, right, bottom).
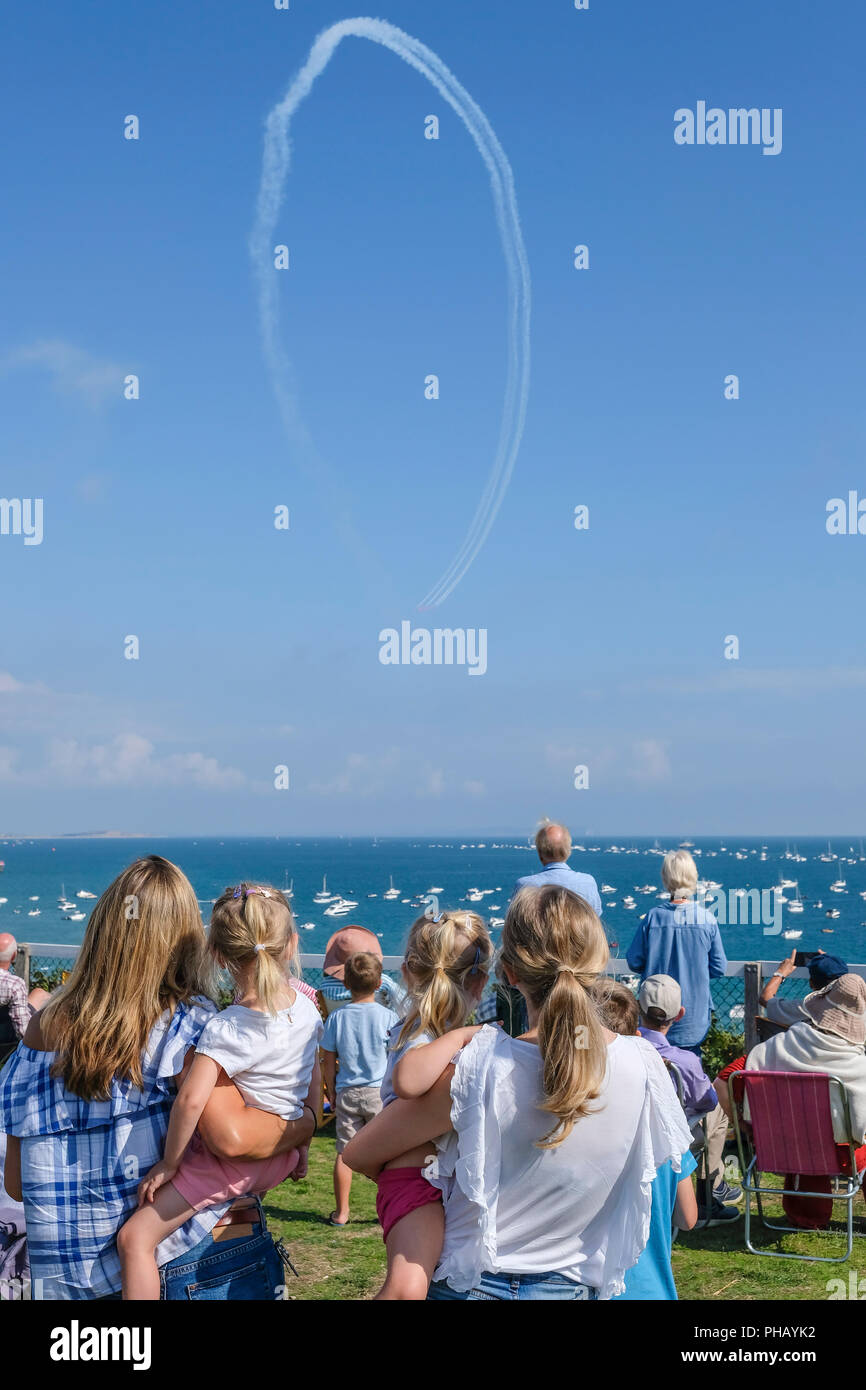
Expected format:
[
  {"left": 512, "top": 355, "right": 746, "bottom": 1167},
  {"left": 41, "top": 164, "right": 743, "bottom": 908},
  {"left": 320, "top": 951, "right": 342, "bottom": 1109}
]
[{"left": 427, "top": 1270, "right": 597, "bottom": 1301}]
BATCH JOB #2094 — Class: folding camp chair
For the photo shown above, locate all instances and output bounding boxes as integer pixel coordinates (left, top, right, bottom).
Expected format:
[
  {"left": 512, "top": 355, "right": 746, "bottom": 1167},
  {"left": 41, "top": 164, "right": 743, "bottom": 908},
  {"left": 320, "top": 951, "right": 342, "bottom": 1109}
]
[
  {"left": 729, "top": 1070, "right": 866, "bottom": 1263},
  {"left": 665, "top": 1059, "right": 714, "bottom": 1225}
]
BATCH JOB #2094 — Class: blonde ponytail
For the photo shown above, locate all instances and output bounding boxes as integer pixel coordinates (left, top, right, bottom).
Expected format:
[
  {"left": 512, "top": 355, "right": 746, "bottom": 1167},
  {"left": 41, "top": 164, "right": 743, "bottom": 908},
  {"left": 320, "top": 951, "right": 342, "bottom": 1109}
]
[
  {"left": 210, "top": 883, "right": 295, "bottom": 1016},
  {"left": 398, "top": 910, "right": 493, "bottom": 1048},
  {"left": 501, "top": 886, "right": 609, "bottom": 1148}
]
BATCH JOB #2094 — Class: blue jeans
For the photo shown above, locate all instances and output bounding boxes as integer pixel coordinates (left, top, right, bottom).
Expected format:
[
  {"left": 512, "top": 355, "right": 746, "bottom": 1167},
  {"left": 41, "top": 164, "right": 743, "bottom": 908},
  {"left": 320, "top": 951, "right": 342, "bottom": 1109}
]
[
  {"left": 159, "top": 1200, "right": 286, "bottom": 1301},
  {"left": 428, "top": 1271, "right": 598, "bottom": 1301}
]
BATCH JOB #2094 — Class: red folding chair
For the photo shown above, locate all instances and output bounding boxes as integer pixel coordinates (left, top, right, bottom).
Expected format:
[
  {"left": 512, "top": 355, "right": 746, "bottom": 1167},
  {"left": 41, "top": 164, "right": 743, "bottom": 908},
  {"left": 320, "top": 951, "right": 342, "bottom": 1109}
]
[{"left": 729, "top": 1070, "right": 865, "bottom": 1263}]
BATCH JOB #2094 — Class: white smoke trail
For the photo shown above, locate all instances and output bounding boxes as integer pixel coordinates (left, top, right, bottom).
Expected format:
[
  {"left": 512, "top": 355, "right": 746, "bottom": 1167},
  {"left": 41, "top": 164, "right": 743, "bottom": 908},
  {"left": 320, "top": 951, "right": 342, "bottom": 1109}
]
[{"left": 250, "top": 17, "right": 531, "bottom": 610}]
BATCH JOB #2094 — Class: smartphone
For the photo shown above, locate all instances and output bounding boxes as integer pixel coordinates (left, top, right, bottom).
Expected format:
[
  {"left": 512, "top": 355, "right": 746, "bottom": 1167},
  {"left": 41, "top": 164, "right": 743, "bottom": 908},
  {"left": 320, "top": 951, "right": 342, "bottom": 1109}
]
[{"left": 794, "top": 950, "right": 819, "bottom": 968}]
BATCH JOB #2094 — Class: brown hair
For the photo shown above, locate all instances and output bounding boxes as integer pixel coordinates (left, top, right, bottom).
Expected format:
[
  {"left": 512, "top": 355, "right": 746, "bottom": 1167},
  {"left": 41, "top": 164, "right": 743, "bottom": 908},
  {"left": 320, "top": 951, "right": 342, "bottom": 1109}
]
[
  {"left": 501, "top": 886, "right": 609, "bottom": 1148},
  {"left": 398, "top": 910, "right": 493, "bottom": 1048},
  {"left": 344, "top": 950, "right": 382, "bottom": 996},
  {"left": 41, "top": 855, "right": 209, "bottom": 1100},
  {"left": 209, "top": 883, "right": 296, "bottom": 1016},
  {"left": 591, "top": 978, "right": 638, "bottom": 1036}
]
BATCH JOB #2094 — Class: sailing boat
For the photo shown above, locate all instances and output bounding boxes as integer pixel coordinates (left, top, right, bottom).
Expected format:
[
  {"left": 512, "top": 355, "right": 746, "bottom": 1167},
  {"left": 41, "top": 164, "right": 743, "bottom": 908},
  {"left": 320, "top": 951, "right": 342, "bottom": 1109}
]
[
  {"left": 313, "top": 876, "right": 335, "bottom": 904},
  {"left": 383, "top": 876, "right": 400, "bottom": 900},
  {"left": 787, "top": 883, "right": 804, "bottom": 914}
]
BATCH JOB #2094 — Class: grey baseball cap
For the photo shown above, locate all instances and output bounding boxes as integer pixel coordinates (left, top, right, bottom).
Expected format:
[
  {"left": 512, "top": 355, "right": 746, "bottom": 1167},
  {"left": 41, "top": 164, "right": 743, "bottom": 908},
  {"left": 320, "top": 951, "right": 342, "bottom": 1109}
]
[{"left": 639, "top": 974, "right": 682, "bottom": 1023}]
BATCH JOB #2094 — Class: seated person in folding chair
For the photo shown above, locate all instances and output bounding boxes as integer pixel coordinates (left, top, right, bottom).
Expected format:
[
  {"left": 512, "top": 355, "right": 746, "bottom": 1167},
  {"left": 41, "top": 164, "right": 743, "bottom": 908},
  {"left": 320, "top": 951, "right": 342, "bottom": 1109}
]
[
  {"left": 637, "top": 975, "right": 741, "bottom": 1227},
  {"left": 745, "top": 972, "right": 866, "bottom": 1230},
  {"left": 759, "top": 949, "right": 848, "bottom": 1029},
  {"left": 592, "top": 981, "right": 698, "bottom": 1300}
]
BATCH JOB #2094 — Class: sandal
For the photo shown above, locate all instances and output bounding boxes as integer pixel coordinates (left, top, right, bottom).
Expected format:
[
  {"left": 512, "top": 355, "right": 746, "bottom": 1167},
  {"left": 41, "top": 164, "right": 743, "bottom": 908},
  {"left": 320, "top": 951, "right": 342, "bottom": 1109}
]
[{"left": 328, "top": 1212, "right": 348, "bottom": 1227}]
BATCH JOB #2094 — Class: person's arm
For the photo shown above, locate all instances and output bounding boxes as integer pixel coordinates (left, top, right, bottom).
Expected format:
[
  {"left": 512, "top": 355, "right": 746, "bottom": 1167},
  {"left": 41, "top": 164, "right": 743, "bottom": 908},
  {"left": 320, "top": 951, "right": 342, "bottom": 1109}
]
[
  {"left": 3, "top": 1135, "right": 22, "bottom": 1202},
  {"left": 392, "top": 1027, "right": 481, "bottom": 1100},
  {"left": 8, "top": 981, "right": 31, "bottom": 1039},
  {"left": 625, "top": 924, "right": 646, "bottom": 973},
  {"left": 674, "top": 1173, "right": 698, "bottom": 1230},
  {"left": 708, "top": 925, "right": 727, "bottom": 979},
  {"left": 197, "top": 1066, "right": 315, "bottom": 1162},
  {"left": 759, "top": 950, "right": 796, "bottom": 1007},
  {"left": 138, "top": 1053, "right": 221, "bottom": 1202},
  {"left": 289, "top": 1056, "right": 321, "bottom": 1182},
  {"left": 343, "top": 1069, "right": 455, "bottom": 1179},
  {"left": 321, "top": 1049, "right": 337, "bottom": 1107}
]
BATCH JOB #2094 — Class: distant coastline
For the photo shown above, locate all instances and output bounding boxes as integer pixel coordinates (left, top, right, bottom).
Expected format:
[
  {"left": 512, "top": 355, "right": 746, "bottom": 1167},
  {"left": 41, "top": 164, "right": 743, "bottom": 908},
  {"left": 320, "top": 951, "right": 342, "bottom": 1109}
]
[{"left": 0, "top": 831, "right": 149, "bottom": 840}]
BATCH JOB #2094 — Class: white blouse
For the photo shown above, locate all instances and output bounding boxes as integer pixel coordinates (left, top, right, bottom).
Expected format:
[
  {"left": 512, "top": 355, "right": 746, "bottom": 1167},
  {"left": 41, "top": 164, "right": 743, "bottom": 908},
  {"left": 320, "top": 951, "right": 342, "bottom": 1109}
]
[{"left": 426, "top": 1026, "right": 693, "bottom": 1299}]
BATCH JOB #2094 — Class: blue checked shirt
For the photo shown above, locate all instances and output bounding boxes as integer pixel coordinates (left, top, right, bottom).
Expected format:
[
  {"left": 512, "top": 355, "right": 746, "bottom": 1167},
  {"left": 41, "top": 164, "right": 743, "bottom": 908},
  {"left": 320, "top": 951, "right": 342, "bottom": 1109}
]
[{"left": 0, "top": 997, "right": 231, "bottom": 1299}]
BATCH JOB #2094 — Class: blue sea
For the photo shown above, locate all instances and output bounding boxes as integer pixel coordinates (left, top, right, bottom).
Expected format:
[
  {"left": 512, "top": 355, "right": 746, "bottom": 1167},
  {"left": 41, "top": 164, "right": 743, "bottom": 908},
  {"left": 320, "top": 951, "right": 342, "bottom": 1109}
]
[{"left": 3, "top": 835, "right": 866, "bottom": 968}]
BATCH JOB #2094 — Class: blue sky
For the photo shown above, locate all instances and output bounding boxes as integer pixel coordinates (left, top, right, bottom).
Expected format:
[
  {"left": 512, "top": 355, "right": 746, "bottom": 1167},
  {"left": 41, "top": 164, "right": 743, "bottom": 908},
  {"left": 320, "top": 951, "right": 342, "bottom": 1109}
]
[{"left": 1, "top": 0, "right": 865, "bottom": 836}]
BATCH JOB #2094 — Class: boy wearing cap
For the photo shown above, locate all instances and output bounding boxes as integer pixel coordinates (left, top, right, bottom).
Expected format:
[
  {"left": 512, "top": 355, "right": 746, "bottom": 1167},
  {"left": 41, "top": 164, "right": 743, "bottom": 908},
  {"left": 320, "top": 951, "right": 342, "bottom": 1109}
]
[
  {"left": 639, "top": 974, "right": 741, "bottom": 1228},
  {"left": 321, "top": 951, "right": 399, "bottom": 1227},
  {"left": 320, "top": 926, "right": 406, "bottom": 1016}
]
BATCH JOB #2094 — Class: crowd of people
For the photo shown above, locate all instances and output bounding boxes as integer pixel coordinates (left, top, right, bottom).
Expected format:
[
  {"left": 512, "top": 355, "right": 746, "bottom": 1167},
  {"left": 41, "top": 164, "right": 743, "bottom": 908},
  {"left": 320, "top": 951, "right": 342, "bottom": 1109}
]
[{"left": 0, "top": 823, "right": 865, "bottom": 1302}]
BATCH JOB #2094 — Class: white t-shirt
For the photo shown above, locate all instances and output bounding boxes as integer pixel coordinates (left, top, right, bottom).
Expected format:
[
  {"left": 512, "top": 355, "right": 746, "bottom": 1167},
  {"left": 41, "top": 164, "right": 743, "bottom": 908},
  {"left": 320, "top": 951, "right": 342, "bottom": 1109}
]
[
  {"left": 426, "top": 1027, "right": 693, "bottom": 1300},
  {"left": 195, "top": 991, "right": 323, "bottom": 1121},
  {"left": 380, "top": 1023, "right": 435, "bottom": 1107}
]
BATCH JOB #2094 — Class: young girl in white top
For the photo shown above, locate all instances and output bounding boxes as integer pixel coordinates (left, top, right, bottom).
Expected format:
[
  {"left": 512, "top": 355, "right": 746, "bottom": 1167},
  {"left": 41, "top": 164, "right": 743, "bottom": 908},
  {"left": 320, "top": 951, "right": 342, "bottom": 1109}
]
[
  {"left": 372, "top": 909, "right": 492, "bottom": 1301},
  {"left": 117, "top": 883, "right": 322, "bottom": 1300},
  {"left": 345, "top": 886, "right": 693, "bottom": 1300}
]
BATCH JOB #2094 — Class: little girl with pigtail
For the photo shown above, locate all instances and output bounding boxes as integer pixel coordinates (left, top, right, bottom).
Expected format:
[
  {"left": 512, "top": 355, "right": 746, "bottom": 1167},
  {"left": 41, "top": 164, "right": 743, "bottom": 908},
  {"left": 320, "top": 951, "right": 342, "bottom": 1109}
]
[{"left": 117, "top": 882, "right": 322, "bottom": 1299}]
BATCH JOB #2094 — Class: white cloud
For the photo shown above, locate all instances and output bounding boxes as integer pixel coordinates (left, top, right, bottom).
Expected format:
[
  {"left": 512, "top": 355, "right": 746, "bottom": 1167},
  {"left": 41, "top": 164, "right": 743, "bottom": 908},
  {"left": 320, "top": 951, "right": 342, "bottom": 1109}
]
[
  {"left": 629, "top": 739, "right": 672, "bottom": 785},
  {"left": 1, "top": 339, "right": 125, "bottom": 409},
  {"left": 44, "top": 735, "right": 247, "bottom": 790}
]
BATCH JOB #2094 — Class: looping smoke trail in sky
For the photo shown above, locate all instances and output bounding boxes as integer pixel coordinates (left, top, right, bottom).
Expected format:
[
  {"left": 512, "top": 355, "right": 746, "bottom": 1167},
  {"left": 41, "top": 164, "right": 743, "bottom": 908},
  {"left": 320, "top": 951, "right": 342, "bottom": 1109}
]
[{"left": 250, "top": 17, "right": 531, "bottom": 610}]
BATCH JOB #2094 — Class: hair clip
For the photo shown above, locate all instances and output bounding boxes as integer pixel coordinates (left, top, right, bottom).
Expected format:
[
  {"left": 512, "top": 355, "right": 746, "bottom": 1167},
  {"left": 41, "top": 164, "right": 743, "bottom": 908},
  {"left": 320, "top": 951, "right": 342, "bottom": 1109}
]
[
  {"left": 470, "top": 944, "right": 482, "bottom": 976},
  {"left": 254, "top": 944, "right": 265, "bottom": 953},
  {"left": 431, "top": 911, "right": 443, "bottom": 923}
]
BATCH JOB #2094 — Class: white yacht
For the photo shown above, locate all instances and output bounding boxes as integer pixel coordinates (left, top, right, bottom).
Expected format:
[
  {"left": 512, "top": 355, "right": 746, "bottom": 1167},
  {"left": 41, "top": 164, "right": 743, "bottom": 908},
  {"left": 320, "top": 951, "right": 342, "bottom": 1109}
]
[
  {"left": 27, "top": 908, "right": 40, "bottom": 917},
  {"left": 782, "top": 929, "right": 803, "bottom": 939},
  {"left": 787, "top": 884, "right": 804, "bottom": 914},
  {"left": 601, "top": 884, "right": 616, "bottom": 894},
  {"left": 324, "top": 897, "right": 358, "bottom": 918},
  {"left": 829, "top": 878, "right": 847, "bottom": 893},
  {"left": 76, "top": 890, "right": 97, "bottom": 899},
  {"left": 383, "top": 876, "right": 400, "bottom": 900}
]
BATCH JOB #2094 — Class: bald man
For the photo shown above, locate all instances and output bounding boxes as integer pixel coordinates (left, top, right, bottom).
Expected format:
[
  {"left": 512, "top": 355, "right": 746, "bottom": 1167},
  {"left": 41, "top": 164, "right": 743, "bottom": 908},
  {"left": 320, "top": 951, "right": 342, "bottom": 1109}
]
[
  {"left": 513, "top": 821, "right": 602, "bottom": 915},
  {"left": 0, "top": 933, "right": 32, "bottom": 1042}
]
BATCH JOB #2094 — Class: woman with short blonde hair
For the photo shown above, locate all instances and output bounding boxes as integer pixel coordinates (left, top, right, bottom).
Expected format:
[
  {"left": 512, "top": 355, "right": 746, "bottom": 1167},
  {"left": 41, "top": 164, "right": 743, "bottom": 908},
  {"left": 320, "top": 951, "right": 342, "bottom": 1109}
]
[{"left": 626, "top": 848, "right": 726, "bottom": 1057}]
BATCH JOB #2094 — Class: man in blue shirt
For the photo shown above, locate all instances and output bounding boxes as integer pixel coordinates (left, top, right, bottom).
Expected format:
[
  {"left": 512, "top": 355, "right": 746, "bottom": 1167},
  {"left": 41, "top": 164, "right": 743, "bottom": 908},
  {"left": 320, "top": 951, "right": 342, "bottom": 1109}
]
[{"left": 513, "top": 820, "right": 602, "bottom": 915}]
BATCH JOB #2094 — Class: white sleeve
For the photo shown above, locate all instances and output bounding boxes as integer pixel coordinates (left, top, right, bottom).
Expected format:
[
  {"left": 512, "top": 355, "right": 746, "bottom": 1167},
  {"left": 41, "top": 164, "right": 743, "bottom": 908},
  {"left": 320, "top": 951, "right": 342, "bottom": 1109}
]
[{"left": 195, "top": 1014, "right": 256, "bottom": 1078}]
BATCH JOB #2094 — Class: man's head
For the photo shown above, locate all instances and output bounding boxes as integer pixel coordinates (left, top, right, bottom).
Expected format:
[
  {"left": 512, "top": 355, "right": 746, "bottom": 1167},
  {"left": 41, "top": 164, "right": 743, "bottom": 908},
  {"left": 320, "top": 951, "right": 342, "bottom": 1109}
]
[
  {"left": 638, "top": 974, "right": 685, "bottom": 1033},
  {"left": 535, "top": 819, "right": 572, "bottom": 865},
  {"left": 809, "top": 952, "right": 848, "bottom": 991},
  {"left": 0, "top": 933, "right": 17, "bottom": 970},
  {"left": 343, "top": 951, "right": 382, "bottom": 998}
]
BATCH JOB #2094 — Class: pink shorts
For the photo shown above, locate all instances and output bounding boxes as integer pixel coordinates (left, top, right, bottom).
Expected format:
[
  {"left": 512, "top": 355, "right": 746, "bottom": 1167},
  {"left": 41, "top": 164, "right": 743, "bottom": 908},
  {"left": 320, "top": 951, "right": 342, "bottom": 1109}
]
[
  {"left": 172, "top": 1133, "right": 299, "bottom": 1213},
  {"left": 375, "top": 1166, "right": 443, "bottom": 1242}
]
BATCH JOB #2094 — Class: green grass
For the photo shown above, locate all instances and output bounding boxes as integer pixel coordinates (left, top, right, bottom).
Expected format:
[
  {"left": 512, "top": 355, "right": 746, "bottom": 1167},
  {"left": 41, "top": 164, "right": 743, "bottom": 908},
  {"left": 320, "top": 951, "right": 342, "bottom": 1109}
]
[
  {"left": 264, "top": 1131, "right": 866, "bottom": 1300},
  {"left": 263, "top": 1128, "right": 387, "bottom": 1300}
]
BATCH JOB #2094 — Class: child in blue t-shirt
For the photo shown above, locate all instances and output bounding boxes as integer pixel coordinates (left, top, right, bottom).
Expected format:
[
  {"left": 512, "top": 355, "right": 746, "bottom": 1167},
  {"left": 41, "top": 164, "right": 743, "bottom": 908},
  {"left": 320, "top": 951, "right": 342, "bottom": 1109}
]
[
  {"left": 592, "top": 980, "right": 698, "bottom": 1299},
  {"left": 321, "top": 951, "right": 398, "bottom": 1228}
]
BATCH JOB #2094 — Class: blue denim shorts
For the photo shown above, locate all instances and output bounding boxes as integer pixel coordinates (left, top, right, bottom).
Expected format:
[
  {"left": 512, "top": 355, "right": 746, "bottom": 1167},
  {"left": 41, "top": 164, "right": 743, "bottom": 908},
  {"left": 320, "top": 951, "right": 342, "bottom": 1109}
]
[
  {"left": 159, "top": 1199, "right": 286, "bottom": 1301},
  {"left": 428, "top": 1270, "right": 598, "bottom": 1301}
]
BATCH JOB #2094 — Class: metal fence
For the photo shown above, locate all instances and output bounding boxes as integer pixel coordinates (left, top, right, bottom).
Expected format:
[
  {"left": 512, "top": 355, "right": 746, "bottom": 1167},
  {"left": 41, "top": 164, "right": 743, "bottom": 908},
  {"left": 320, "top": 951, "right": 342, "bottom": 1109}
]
[{"left": 19, "top": 943, "right": 863, "bottom": 1034}]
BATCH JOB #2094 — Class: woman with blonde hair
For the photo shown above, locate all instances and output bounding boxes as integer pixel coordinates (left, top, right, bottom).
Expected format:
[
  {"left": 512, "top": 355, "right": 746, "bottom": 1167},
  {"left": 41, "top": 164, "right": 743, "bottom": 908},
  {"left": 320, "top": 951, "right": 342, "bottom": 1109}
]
[
  {"left": 345, "top": 886, "right": 692, "bottom": 1300},
  {"left": 0, "top": 857, "right": 313, "bottom": 1300},
  {"left": 626, "top": 849, "right": 727, "bottom": 1057}
]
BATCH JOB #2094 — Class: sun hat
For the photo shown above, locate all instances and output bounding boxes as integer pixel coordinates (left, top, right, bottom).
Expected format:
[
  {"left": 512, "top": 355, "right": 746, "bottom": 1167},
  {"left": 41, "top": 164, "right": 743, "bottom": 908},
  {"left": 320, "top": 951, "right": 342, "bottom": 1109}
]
[
  {"left": 803, "top": 973, "right": 866, "bottom": 1047},
  {"left": 808, "top": 953, "right": 848, "bottom": 988},
  {"left": 322, "top": 926, "right": 382, "bottom": 980},
  {"left": 638, "top": 974, "right": 682, "bottom": 1024}
]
